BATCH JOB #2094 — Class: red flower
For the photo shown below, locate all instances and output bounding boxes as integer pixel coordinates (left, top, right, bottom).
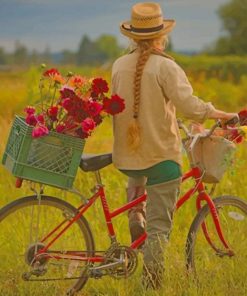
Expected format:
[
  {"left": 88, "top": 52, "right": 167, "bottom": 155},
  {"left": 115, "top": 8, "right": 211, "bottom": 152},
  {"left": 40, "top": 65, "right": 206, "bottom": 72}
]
[
  {"left": 103, "top": 95, "right": 125, "bottom": 115},
  {"left": 26, "top": 114, "right": 37, "bottom": 126},
  {"left": 56, "top": 123, "right": 66, "bottom": 133},
  {"left": 62, "top": 98, "right": 72, "bottom": 111},
  {"left": 86, "top": 100, "right": 103, "bottom": 117},
  {"left": 32, "top": 125, "right": 49, "bottom": 138},
  {"left": 239, "top": 109, "right": 247, "bottom": 126},
  {"left": 75, "top": 128, "right": 90, "bottom": 139},
  {"left": 228, "top": 129, "right": 244, "bottom": 144},
  {"left": 81, "top": 118, "right": 96, "bottom": 132},
  {"left": 37, "top": 114, "right": 45, "bottom": 124},
  {"left": 93, "top": 114, "right": 103, "bottom": 126},
  {"left": 43, "top": 68, "right": 60, "bottom": 77},
  {"left": 60, "top": 86, "right": 76, "bottom": 99},
  {"left": 24, "top": 106, "right": 35, "bottom": 115},
  {"left": 48, "top": 106, "right": 59, "bottom": 121},
  {"left": 91, "top": 78, "right": 109, "bottom": 95}
]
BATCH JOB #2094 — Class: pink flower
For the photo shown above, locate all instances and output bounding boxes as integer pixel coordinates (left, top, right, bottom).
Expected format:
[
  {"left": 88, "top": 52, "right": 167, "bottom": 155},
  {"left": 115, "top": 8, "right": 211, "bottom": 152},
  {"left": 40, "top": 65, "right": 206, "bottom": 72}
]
[
  {"left": 24, "top": 106, "right": 36, "bottom": 115},
  {"left": 26, "top": 114, "right": 37, "bottom": 126},
  {"left": 32, "top": 125, "right": 49, "bottom": 138},
  {"left": 86, "top": 100, "right": 103, "bottom": 117},
  {"left": 81, "top": 117, "right": 96, "bottom": 132}
]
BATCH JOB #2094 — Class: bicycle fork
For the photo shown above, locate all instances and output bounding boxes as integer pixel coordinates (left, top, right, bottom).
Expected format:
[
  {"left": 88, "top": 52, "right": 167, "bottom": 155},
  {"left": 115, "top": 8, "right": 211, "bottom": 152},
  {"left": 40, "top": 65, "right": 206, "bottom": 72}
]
[{"left": 196, "top": 192, "right": 234, "bottom": 257}]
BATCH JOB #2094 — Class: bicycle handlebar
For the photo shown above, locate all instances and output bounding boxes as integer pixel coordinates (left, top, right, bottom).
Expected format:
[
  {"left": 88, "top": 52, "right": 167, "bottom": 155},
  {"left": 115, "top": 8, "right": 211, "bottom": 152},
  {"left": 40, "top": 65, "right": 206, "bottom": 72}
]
[{"left": 177, "top": 115, "right": 239, "bottom": 152}]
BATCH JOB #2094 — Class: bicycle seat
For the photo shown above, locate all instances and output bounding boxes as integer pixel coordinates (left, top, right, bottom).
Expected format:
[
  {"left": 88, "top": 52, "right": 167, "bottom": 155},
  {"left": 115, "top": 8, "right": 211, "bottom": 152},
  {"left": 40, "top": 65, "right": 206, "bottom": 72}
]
[{"left": 80, "top": 153, "right": 112, "bottom": 172}]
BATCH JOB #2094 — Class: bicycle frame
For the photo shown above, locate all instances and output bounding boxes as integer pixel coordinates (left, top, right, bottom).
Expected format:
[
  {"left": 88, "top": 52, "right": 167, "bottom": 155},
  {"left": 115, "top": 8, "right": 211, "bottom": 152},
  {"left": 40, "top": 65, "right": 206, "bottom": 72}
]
[{"left": 37, "top": 165, "right": 233, "bottom": 264}]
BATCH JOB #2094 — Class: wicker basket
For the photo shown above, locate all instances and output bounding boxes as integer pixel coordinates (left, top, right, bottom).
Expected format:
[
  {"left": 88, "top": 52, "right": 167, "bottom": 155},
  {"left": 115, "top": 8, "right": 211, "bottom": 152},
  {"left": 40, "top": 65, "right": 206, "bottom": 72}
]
[
  {"left": 185, "top": 136, "right": 236, "bottom": 183},
  {"left": 2, "top": 116, "right": 85, "bottom": 189}
]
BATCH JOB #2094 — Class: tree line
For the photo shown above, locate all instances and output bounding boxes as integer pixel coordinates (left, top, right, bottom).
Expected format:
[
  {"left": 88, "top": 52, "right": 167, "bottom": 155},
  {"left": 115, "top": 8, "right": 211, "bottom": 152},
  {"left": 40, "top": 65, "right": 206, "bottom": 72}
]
[{"left": 0, "top": 35, "right": 124, "bottom": 67}]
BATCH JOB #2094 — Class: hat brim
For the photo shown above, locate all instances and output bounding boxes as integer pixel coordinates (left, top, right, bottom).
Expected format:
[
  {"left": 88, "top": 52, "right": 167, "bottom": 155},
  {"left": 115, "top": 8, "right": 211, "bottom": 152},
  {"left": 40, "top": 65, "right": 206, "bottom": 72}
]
[{"left": 120, "top": 19, "right": 176, "bottom": 40}]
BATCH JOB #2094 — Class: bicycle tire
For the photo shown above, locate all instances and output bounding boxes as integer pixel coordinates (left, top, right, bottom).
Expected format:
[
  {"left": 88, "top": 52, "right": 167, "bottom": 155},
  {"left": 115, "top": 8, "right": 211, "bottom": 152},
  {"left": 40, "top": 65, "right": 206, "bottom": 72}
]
[
  {"left": 0, "top": 195, "right": 95, "bottom": 296},
  {"left": 186, "top": 195, "right": 247, "bottom": 278}
]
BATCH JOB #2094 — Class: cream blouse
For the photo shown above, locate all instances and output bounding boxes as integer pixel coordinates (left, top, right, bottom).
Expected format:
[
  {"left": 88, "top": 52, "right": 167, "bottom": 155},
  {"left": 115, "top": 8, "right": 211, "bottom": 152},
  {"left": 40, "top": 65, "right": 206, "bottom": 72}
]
[{"left": 111, "top": 51, "right": 216, "bottom": 170}]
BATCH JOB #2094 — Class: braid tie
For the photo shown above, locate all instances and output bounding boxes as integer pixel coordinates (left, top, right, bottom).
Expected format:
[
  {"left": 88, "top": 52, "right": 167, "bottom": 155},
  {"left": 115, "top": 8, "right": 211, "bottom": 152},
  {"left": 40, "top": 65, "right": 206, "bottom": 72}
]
[{"left": 127, "top": 40, "right": 153, "bottom": 151}]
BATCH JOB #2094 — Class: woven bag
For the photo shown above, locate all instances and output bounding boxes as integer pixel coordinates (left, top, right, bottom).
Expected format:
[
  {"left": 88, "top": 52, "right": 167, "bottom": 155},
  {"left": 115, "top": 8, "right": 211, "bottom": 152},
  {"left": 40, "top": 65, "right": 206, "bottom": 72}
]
[{"left": 187, "top": 136, "right": 236, "bottom": 183}]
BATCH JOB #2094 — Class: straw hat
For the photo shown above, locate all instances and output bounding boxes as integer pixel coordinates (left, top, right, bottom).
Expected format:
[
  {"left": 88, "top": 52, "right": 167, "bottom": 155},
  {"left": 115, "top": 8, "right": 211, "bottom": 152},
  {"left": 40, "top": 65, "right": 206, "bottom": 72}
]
[{"left": 120, "top": 2, "right": 175, "bottom": 40}]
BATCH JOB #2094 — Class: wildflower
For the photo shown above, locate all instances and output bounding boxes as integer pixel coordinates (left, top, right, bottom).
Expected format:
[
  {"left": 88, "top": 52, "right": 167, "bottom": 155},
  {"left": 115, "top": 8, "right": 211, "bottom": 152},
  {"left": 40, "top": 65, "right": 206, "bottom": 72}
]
[
  {"left": 69, "top": 75, "right": 87, "bottom": 88},
  {"left": 32, "top": 125, "right": 49, "bottom": 138},
  {"left": 103, "top": 94, "right": 125, "bottom": 115},
  {"left": 91, "top": 78, "right": 109, "bottom": 95},
  {"left": 43, "top": 68, "right": 60, "bottom": 77},
  {"left": 52, "top": 74, "right": 65, "bottom": 85}
]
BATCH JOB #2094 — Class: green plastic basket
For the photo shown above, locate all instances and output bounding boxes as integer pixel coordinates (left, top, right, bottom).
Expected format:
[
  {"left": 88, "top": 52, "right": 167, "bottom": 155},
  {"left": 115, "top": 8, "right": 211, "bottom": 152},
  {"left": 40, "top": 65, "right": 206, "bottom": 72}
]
[{"left": 2, "top": 115, "right": 85, "bottom": 189}]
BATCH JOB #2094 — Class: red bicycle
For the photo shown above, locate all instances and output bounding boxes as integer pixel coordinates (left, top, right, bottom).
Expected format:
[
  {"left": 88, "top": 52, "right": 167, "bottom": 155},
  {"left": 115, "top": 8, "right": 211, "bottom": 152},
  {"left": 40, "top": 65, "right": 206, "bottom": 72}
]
[{"left": 0, "top": 119, "right": 247, "bottom": 296}]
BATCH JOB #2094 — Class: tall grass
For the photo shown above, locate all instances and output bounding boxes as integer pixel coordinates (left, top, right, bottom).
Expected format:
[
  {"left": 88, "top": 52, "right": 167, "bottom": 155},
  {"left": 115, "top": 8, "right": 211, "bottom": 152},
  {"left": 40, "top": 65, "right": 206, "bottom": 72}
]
[{"left": 0, "top": 64, "right": 247, "bottom": 296}]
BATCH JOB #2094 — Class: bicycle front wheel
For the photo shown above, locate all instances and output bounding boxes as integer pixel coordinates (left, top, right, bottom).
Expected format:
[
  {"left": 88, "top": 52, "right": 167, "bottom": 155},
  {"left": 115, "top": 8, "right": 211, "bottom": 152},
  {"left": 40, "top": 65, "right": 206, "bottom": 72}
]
[
  {"left": 186, "top": 195, "right": 247, "bottom": 282},
  {"left": 0, "top": 195, "right": 95, "bottom": 296}
]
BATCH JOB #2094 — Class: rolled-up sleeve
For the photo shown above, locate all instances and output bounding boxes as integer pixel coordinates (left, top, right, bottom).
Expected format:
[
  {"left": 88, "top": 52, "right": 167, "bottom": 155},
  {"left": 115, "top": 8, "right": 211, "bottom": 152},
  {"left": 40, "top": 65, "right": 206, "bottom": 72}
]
[{"left": 159, "top": 59, "right": 216, "bottom": 123}]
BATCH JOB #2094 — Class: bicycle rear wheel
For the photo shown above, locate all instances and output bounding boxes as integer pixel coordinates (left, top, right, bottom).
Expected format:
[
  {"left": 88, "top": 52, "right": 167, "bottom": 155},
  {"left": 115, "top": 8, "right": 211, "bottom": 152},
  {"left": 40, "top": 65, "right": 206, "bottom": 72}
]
[
  {"left": 0, "top": 195, "right": 95, "bottom": 296},
  {"left": 186, "top": 196, "right": 247, "bottom": 281}
]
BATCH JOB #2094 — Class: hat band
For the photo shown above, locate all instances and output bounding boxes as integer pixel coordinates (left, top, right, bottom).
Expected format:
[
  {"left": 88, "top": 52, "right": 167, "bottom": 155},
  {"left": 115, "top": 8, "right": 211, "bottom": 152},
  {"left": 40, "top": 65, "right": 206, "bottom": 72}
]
[{"left": 128, "top": 23, "right": 164, "bottom": 33}]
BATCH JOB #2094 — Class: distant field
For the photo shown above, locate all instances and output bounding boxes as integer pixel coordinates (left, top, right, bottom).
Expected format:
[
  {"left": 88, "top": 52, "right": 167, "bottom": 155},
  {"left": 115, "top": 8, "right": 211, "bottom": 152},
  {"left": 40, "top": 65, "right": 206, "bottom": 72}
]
[{"left": 0, "top": 60, "right": 247, "bottom": 296}]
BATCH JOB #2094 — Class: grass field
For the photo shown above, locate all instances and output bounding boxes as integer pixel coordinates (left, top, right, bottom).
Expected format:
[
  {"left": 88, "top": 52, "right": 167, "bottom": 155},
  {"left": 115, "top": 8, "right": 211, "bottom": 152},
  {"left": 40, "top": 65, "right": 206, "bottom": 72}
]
[{"left": 0, "top": 63, "right": 247, "bottom": 296}]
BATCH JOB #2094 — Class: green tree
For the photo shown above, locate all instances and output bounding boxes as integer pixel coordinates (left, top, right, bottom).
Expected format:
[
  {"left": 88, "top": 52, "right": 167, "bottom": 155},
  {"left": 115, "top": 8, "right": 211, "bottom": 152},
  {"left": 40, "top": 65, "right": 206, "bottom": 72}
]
[
  {"left": 0, "top": 47, "right": 7, "bottom": 65},
  {"left": 77, "top": 35, "right": 101, "bottom": 66},
  {"left": 95, "top": 34, "right": 122, "bottom": 61},
  {"left": 61, "top": 49, "right": 76, "bottom": 65},
  {"left": 213, "top": 0, "right": 247, "bottom": 55},
  {"left": 13, "top": 41, "right": 28, "bottom": 65}
]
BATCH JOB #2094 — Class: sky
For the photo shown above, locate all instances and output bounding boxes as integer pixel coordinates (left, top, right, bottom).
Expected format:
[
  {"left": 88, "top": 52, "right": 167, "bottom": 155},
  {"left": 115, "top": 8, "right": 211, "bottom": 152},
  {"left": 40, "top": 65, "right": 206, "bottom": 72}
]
[{"left": 0, "top": 0, "right": 229, "bottom": 53}]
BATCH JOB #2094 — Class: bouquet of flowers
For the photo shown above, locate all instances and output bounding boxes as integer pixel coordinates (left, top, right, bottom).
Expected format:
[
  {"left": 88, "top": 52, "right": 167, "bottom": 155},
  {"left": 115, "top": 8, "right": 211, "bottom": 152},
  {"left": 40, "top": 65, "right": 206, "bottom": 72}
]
[
  {"left": 226, "top": 109, "right": 247, "bottom": 143},
  {"left": 24, "top": 66, "right": 125, "bottom": 139}
]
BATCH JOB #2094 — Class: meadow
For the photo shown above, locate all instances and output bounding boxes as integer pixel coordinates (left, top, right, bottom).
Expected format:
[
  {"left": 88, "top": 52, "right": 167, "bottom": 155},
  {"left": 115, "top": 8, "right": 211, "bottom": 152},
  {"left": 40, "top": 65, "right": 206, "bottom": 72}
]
[{"left": 0, "top": 56, "right": 247, "bottom": 296}]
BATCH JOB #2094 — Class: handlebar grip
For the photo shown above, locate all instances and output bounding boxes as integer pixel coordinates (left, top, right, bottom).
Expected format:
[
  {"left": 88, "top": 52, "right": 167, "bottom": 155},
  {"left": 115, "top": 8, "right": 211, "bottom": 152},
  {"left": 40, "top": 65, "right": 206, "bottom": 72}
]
[
  {"left": 219, "top": 116, "right": 239, "bottom": 128},
  {"left": 225, "top": 116, "right": 239, "bottom": 126}
]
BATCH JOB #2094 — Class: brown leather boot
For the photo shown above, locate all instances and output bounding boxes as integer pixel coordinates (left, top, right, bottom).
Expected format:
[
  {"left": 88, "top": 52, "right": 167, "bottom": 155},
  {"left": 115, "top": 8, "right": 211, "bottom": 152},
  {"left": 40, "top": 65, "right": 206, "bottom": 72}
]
[{"left": 127, "top": 186, "right": 146, "bottom": 243}]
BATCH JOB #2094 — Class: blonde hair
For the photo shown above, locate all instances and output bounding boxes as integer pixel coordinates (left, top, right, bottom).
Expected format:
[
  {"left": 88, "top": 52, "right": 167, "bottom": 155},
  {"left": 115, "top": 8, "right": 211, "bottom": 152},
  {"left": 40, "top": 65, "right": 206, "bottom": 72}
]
[{"left": 127, "top": 35, "right": 169, "bottom": 151}]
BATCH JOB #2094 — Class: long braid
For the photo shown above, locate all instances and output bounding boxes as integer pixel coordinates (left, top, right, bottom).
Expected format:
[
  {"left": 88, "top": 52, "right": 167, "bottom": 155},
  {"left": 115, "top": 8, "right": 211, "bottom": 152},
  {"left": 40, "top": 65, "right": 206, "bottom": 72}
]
[{"left": 127, "top": 40, "right": 153, "bottom": 151}]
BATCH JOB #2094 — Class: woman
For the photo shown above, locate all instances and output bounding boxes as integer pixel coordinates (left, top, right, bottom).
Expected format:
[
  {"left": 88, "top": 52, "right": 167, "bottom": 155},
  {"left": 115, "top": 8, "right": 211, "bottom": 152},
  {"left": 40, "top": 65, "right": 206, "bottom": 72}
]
[{"left": 111, "top": 2, "right": 237, "bottom": 289}]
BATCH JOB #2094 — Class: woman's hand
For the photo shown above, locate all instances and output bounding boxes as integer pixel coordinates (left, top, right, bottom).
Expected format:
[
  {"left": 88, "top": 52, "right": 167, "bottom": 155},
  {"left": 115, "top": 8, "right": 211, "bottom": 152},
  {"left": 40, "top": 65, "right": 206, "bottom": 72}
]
[{"left": 209, "top": 110, "right": 239, "bottom": 126}]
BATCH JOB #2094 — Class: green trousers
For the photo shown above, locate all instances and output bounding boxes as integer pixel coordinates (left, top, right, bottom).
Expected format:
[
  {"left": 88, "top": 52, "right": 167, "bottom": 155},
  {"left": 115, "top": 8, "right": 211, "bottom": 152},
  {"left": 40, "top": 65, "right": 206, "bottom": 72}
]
[{"left": 143, "top": 178, "right": 181, "bottom": 289}]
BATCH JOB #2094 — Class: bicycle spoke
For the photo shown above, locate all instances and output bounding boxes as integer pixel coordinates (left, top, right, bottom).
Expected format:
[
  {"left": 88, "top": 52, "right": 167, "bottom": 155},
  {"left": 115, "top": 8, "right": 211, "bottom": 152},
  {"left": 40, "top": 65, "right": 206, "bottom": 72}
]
[{"left": 0, "top": 195, "right": 94, "bottom": 295}]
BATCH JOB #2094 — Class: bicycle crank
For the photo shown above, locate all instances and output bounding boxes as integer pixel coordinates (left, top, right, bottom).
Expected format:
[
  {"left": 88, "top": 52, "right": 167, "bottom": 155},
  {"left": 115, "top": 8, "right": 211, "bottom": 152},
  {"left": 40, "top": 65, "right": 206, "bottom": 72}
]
[{"left": 90, "top": 245, "right": 138, "bottom": 279}]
